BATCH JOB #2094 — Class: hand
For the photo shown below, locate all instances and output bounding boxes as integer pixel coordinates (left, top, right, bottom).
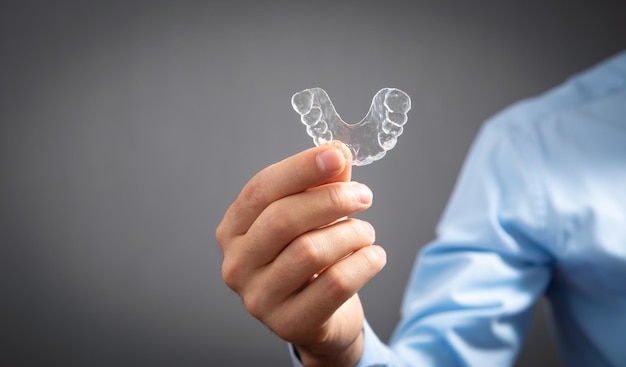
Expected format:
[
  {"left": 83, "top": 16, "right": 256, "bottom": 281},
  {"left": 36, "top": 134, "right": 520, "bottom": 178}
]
[{"left": 216, "top": 142, "right": 387, "bottom": 367}]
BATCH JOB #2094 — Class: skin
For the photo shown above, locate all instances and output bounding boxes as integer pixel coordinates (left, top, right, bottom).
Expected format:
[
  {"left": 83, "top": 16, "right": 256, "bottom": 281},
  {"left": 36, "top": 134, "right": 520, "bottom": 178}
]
[{"left": 216, "top": 141, "right": 387, "bottom": 367}]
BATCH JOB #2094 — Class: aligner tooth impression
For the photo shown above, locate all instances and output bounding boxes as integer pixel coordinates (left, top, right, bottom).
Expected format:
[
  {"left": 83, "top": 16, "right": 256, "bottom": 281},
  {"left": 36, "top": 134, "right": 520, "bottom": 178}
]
[{"left": 291, "top": 87, "right": 411, "bottom": 166}]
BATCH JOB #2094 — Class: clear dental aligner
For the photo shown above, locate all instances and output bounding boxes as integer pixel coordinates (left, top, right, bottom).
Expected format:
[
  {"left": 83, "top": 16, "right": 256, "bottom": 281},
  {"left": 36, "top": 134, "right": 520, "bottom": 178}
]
[{"left": 291, "top": 87, "right": 411, "bottom": 166}]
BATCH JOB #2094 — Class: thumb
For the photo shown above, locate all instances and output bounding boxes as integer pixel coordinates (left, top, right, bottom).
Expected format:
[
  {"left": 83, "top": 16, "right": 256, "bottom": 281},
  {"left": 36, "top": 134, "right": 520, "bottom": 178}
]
[{"left": 320, "top": 141, "right": 353, "bottom": 184}]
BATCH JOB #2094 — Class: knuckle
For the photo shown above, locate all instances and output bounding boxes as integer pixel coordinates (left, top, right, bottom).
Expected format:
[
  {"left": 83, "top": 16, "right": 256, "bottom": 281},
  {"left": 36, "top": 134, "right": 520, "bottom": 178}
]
[
  {"left": 323, "top": 266, "right": 353, "bottom": 298},
  {"left": 215, "top": 222, "right": 228, "bottom": 246},
  {"left": 338, "top": 219, "right": 374, "bottom": 247},
  {"left": 243, "top": 291, "right": 266, "bottom": 320},
  {"left": 344, "top": 219, "right": 361, "bottom": 237},
  {"left": 361, "top": 248, "right": 381, "bottom": 269},
  {"left": 291, "top": 233, "right": 325, "bottom": 268},
  {"left": 356, "top": 246, "right": 386, "bottom": 279},
  {"left": 353, "top": 219, "right": 375, "bottom": 244},
  {"left": 257, "top": 203, "right": 291, "bottom": 236},
  {"left": 240, "top": 174, "right": 270, "bottom": 211},
  {"left": 221, "top": 258, "right": 243, "bottom": 291},
  {"left": 326, "top": 185, "right": 347, "bottom": 208}
]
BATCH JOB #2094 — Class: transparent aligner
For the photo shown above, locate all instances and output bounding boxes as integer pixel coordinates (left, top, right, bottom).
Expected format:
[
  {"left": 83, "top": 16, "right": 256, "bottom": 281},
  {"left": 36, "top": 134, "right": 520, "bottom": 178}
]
[{"left": 291, "top": 87, "right": 411, "bottom": 166}]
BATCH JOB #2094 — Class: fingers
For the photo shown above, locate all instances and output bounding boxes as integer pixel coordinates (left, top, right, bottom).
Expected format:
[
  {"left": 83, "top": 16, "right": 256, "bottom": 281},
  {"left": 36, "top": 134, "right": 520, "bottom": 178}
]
[
  {"left": 215, "top": 141, "right": 380, "bottom": 363},
  {"left": 259, "top": 218, "right": 376, "bottom": 304},
  {"left": 240, "top": 181, "right": 373, "bottom": 268},
  {"left": 279, "top": 244, "right": 387, "bottom": 340},
  {"left": 217, "top": 141, "right": 353, "bottom": 240},
  {"left": 237, "top": 219, "right": 386, "bottom": 348},
  {"left": 299, "top": 245, "right": 386, "bottom": 322},
  {"left": 220, "top": 180, "right": 373, "bottom": 292}
]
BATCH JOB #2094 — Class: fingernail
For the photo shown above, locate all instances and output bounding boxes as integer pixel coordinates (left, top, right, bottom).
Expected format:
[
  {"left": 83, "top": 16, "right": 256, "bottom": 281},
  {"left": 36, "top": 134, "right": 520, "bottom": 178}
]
[
  {"left": 352, "top": 182, "right": 372, "bottom": 204},
  {"left": 316, "top": 148, "right": 343, "bottom": 172}
]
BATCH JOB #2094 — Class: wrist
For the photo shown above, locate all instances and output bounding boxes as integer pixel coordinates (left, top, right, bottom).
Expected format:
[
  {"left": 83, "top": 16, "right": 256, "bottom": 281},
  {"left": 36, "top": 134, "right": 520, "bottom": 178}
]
[{"left": 295, "top": 330, "right": 364, "bottom": 367}]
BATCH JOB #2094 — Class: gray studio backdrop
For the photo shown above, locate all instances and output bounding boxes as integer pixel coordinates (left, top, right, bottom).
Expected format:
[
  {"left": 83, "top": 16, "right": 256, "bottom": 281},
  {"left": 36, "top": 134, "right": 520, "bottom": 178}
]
[{"left": 2, "top": 1, "right": 625, "bottom": 366}]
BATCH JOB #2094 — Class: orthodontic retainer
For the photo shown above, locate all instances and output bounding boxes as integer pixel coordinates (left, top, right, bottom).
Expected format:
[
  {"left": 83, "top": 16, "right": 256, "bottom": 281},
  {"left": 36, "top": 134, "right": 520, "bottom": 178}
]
[{"left": 291, "top": 87, "right": 411, "bottom": 166}]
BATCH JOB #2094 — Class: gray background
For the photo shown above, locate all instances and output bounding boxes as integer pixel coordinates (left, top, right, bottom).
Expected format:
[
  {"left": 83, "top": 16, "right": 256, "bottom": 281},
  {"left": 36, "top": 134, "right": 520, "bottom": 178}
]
[{"left": 1, "top": 1, "right": 625, "bottom": 366}]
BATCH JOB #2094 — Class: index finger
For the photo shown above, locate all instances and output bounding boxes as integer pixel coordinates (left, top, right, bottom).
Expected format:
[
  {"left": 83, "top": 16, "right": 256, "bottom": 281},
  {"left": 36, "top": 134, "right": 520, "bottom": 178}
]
[{"left": 217, "top": 141, "right": 353, "bottom": 239}]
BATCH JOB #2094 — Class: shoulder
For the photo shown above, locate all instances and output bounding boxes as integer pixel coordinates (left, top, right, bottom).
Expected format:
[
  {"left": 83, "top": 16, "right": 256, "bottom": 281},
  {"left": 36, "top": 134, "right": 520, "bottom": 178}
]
[{"left": 481, "top": 50, "right": 626, "bottom": 141}]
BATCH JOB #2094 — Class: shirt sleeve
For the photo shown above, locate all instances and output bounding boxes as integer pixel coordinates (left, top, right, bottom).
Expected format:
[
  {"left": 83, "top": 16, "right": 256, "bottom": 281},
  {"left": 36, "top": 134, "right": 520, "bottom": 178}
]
[{"left": 383, "top": 117, "right": 555, "bottom": 366}]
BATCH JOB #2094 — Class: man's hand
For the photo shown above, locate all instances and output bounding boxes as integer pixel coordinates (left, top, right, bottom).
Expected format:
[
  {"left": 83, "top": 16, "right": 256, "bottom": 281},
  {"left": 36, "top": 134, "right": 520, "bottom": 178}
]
[{"left": 216, "top": 142, "right": 387, "bottom": 367}]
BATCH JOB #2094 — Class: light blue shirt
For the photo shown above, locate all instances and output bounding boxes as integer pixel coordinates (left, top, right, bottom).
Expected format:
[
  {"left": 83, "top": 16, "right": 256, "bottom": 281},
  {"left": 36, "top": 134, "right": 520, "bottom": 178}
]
[{"left": 291, "top": 50, "right": 626, "bottom": 366}]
